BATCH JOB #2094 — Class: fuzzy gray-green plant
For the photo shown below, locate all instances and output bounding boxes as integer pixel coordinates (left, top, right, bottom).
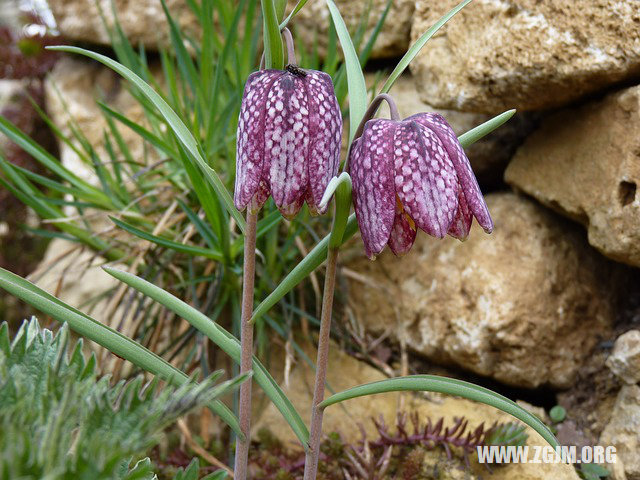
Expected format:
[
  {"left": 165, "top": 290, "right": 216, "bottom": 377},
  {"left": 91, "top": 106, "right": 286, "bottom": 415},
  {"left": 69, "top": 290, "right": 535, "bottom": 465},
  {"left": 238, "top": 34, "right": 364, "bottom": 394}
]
[{"left": 0, "top": 318, "right": 241, "bottom": 480}]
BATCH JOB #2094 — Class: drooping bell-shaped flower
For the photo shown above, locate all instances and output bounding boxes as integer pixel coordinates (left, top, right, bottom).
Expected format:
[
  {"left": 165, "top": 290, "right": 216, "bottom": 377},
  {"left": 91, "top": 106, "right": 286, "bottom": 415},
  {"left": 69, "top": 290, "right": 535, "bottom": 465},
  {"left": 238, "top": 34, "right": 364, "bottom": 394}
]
[
  {"left": 349, "top": 112, "right": 493, "bottom": 259},
  {"left": 234, "top": 66, "right": 342, "bottom": 219}
]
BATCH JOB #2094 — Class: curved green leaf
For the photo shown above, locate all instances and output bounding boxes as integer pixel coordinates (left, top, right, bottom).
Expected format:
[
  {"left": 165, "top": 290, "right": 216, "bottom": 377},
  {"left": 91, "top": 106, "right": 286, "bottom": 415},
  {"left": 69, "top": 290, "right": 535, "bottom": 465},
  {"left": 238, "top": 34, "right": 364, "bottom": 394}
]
[
  {"left": 0, "top": 267, "right": 241, "bottom": 436},
  {"left": 380, "top": 0, "right": 473, "bottom": 94},
  {"left": 102, "top": 266, "right": 310, "bottom": 448},
  {"left": 251, "top": 110, "right": 515, "bottom": 321},
  {"left": 319, "top": 375, "right": 558, "bottom": 448},
  {"left": 46, "top": 45, "right": 246, "bottom": 234},
  {"left": 326, "top": 0, "right": 367, "bottom": 142}
]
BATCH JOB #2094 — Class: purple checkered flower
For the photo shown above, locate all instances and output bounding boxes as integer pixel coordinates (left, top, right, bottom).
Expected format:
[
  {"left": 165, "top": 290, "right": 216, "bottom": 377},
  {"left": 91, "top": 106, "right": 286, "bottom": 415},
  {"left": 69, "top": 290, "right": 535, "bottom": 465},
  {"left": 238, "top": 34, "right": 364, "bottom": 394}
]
[
  {"left": 350, "top": 112, "right": 493, "bottom": 259},
  {"left": 234, "top": 67, "right": 342, "bottom": 219}
]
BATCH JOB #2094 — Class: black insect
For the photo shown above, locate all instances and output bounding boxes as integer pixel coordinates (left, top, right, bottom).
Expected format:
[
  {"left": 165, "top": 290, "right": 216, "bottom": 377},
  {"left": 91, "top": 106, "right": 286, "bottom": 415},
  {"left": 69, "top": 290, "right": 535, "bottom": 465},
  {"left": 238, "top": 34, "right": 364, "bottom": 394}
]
[{"left": 285, "top": 64, "right": 307, "bottom": 77}]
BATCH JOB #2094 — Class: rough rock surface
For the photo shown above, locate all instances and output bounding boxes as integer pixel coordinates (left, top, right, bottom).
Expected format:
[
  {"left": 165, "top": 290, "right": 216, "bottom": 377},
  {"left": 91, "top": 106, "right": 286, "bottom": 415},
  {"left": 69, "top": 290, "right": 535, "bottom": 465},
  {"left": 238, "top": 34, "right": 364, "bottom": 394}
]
[
  {"left": 374, "top": 74, "right": 537, "bottom": 185},
  {"left": 606, "top": 330, "right": 640, "bottom": 385},
  {"left": 47, "top": 0, "right": 198, "bottom": 49},
  {"left": 410, "top": 0, "right": 640, "bottom": 113},
  {"left": 347, "top": 193, "right": 617, "bottom": 388},
  {"left": 45, "top": 57, "right": 157, "bottom": 186},
  {"left": 254, "top": 342, "right": 579, "bottom": 479},
  {"left": 505, "top": 85, "right": 640, "bottom": 267},
  {"left": 291, "top": 0, "right": 414, "bottom": 59},
  {"left": 600, "top": 385, "right": 640, "bottom": 480}
]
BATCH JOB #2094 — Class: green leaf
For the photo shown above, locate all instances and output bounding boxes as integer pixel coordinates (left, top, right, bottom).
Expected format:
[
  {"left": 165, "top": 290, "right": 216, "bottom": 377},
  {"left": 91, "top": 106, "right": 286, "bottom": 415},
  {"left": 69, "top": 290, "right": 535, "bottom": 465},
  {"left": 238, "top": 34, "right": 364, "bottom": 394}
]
[
  {"left": 580, "top": 464, "right": 610, "bottom": 479},
  {"left": 0, "top": 115, "right": 109, "bottom": 206},
  {"left": 110, "top": 217, "right": 224, "bottom": 261},
  {"left": 101, "top": 267, "right": 310, "bottom": 448},
  {"left": 262, "top": 0, "right": 284, "bottom": 69},
  {"left": 318, "top": 375, "right": 558, "bottom": 449},
  {"left": 326, "top": 0, "right": 367, "bottom": 142},
  {"left": 252, "top": 111, "right": 513, "bottom": 320},
  {"left": 457, "top": 109, "right": 515, "bottom": 146},
  {"left": 0, "top": 267, "right": 242, "bottom": 437},
  {"left": 46, "top": 45, "right": 246, "bottom": 233},
  {"left": 549, "top": 405, "right": 567, "bottom": 423},
  {"left": 279, "top": 0, "right": 309, "bottom": 30},
  {"left": 379, "top": 0, "right": 473, "bottom": 94}
]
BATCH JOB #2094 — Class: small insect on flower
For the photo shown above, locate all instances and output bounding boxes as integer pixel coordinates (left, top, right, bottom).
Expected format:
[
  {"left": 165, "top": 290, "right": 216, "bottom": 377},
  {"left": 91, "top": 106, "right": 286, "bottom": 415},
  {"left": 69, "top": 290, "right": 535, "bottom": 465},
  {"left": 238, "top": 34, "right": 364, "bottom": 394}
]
[
  {"left": 234, "top": 66, "right": 342, "bottom": 219},
  {"left": 349, "top": 112, "right": 493, "bottom": 259}
]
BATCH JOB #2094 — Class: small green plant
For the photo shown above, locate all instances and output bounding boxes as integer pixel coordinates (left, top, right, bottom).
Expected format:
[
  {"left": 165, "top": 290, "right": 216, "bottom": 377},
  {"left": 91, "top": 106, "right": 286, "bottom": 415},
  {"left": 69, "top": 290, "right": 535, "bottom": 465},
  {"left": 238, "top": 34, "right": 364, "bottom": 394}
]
[
  {"left": 579, "top": 463, "right": 611, "bottom": 480},
  {"left": 0, "top": 318, "right": 243, "bottom": 479},
  {"left": 550, "top": 405, "right": 567, "bottom": 423}
]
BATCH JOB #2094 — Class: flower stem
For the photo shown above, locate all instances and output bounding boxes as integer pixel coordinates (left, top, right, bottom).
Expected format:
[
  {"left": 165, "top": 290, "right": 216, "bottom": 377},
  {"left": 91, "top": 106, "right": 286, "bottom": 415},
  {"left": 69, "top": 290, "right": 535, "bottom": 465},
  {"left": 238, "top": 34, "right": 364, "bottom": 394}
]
[
  {"left": 234, "top": 210, "right": 258, "bottom": 480},
  {"left": 303, "top": 246, "right": 339, "bottom": 480},
  {"left": 352, "top": 93, "right": 401, "bottom": 141},
  {"left": 282, "top": 27, "right": 297, "bottom": 65}
]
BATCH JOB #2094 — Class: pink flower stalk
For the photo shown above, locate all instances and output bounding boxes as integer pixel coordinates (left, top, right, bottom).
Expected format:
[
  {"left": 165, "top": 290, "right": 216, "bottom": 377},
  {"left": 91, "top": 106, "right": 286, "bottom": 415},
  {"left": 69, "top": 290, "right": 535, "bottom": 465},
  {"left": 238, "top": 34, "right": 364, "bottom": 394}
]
[
  {"left": 234, "top": 67, "right": 342, "bottom": 219},
  {"left": 350, "top": 112, "right": 493, "bottom": 259}
]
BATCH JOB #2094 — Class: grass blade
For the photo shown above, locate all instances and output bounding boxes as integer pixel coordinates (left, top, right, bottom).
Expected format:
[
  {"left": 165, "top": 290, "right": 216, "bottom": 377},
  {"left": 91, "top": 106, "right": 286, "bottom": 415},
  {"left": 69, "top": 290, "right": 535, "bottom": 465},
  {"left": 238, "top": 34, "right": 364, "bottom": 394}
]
[
  {"left": 110, "top": 217, "right": 224, "bottom": 261},
  {"left": 318, "top": 375, "right": 558, "bottom": 448},
  {"left": 379, "top": 0, "right": 473, "bottom": 94},
  {"left": 326, "top": 0, "right": 367, "bottom": 142},
  {"left": 102, "top": 266, "right": 310, "bottom": 448},
  {"left": 279, "top": 0, "right": 309, "bottom": 30},
  {"left": 46, "top": 45, "right": 246, "bottom": 233},
  {"left": 0, "top": 267, "right": 242, "bottom": 436}
]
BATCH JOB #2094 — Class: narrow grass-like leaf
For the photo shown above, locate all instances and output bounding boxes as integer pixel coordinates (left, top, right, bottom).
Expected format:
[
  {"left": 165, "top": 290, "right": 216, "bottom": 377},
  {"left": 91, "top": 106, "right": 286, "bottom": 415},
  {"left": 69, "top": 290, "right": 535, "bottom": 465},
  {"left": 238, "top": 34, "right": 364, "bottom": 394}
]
[
  {"left": 379, "top": 0, "right": 473, "bottom": 94},
  {"left": 252, "top": 112, "right": 512, "bottom": 320},
  {"left": 110, "top": 217, "right": 224, "bottom": 261},
  {"left": 262, "top": 0, "right": 284, "bottom": 69},
  {"left": 0, "top": 115, "right": 108, "bottom": 204},
  {"left": 279, "top": 0, "right": 309, "bottom": 30},
  {"left": 177, "top": 198, "right": 219, "bottom": 251},
  {"left": 358, "top": 0, "right": 392, "bottom": 66},
  {"left": 102, "top": 267, "right": 310, "bottom": 448},
  {"left": 458, "top": 109, "right": 516, "bottom": 146},
  {"left": 318, "top": 375, "right": 558, "bottom": 448},
  {"left": 46, "top": 46, "right": 246, "bottom": 233},
  {"left": 0, "top": 267, "right": 242, "bottom": 436},
  {"left": 326, "top": 0, "right": 367, "bottom": 141},
  {"left": 97, "top": 102, "right": 180, "bottom": 160}
]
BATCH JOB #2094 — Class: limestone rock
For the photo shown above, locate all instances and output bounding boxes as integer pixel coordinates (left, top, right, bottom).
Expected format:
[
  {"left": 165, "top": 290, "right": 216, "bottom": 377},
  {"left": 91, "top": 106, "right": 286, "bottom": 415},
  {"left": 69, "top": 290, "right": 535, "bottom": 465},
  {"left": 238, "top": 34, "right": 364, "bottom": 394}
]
[
  {"left": 606, "top": 330, "right": 640, "bottom": 385},
  {"left": 347, "top": 193, "right": 616, "bottom": 388},
  {"left": 47, "top": 0, "right": 197, "bottom": 50},
  {"left": 291, "top": 0, "right": 414, "bottom": 60},
  {"left": 44, "top": 57, "right": 159, "bottom": 186},
  {"left": 253, "top": 341, "right": 579, "bottom": 479},
  {"left": 600, "top": 385, "right": 640, "bottom": 480},
  {"left": 505, "top": 85, "right": 640, "bottom": 267},
  {"left": 374, "top": 74, "right": 537, "bottom": 184},
  {"left": 410, "top": 0, "right": 640, "bottom": 113}
]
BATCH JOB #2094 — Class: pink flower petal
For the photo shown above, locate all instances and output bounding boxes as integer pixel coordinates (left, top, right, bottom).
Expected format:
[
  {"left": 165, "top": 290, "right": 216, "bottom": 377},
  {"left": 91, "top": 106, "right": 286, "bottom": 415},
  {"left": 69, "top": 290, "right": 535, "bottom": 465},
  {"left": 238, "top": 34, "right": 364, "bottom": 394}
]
[
  {"left": 265, "top": 73, "right": 310, "bottom": 214},
  {"left": 388, "top": 200, "right": 417, "bottom": 256},
  {"left": 234, "top": 70, "right": 280, "bottom": 211},
  {"left": 392, "top": 121, "right": 458, "bottom": 238},
  {"left": 350, "top": 119, "right": 397, "bottom": 259},
  {"left": 409, "top": 113, "right": 493, "bottom": 233},
  {"left": 305, "top": 71, "right": 342, "bottom": 214},
  {"left": 447, "top": 186, "right": 473, "bottom": 240}
]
